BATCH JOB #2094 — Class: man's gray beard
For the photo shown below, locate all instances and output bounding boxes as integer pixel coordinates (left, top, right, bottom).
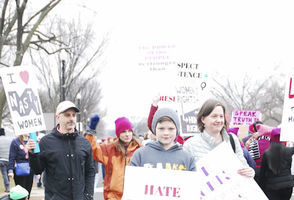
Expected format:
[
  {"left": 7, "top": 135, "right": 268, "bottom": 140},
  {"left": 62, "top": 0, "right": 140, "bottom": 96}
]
[{"left": 66, "top": 124, "right": 76, "bottom": 130}]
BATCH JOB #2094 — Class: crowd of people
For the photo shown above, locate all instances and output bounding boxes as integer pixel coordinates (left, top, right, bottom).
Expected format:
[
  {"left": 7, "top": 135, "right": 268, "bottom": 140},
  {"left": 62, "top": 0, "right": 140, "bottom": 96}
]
[{"left": 0, "top": 98, "right": 293, "bottom": 200}]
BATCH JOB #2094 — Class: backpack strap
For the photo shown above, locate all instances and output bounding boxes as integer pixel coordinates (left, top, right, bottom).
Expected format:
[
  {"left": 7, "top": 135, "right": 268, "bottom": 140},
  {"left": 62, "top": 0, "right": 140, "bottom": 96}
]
[{"left": 228, "top": 133, "right": 236, "bottom": 153}]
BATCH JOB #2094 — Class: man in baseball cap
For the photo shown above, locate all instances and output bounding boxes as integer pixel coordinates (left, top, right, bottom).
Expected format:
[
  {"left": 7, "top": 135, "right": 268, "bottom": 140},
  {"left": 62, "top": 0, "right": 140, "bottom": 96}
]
[{"left": 27, "top": 100, "right": 95, "bottom": 199}]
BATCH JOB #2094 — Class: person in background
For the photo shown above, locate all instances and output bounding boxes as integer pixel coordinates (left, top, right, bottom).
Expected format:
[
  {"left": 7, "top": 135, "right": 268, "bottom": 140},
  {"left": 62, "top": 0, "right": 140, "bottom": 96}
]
[
  {"left": 84, "top": 117, "right": 141, "bottom": 200},
  {"left": 35, "top": 133, "right": 45, "bottom": 188},
  {"left": 84, "top": 114, "right": 100, "bottom": 188},
  {"left": 227, "top": 127, "right": 256, "bottom": 170},
  {"left": 245, "top": 123, "right": 274, "bottom": 185},
  {"left": 27, "top": 100, "right": 95, "bottom": 200},
  {"left": 183, "top": 99, "right": 255, "bottom": 178},
  {"left": 141, "top": 131, "right": 157, "bottom": 146},
  {"left": 130, "top": 107, "right": 196, "bottom": 171},
  {"left": 8, "top": 133, "right": 34, "bottom": 199},
  {"left": 0, "top": 128, "right": 13, "bottom": 193},
  {"left": 147, "top": 95, "right": 186, "bottom": 145},
  {"left": 259, "top": 128, "right": 294, "bottom": 200},
  {"left": 0, "top": 185, "right": 29, "bottom": 200}
]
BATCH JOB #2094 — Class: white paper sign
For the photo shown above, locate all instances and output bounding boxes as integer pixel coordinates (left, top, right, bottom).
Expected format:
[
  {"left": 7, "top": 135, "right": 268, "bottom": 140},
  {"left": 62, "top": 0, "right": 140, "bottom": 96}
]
[
  {"left": 0, "top": 66, "right": 46, "bottom": 135},
  {"left": 281, "top": 76, "right": 294, "bottom": 142},
  {"left": 122, "top": 166, "right": 199, "bottom": 200},
  {"left": 197, "top": 143, "right": 268, "bottom": 200}
]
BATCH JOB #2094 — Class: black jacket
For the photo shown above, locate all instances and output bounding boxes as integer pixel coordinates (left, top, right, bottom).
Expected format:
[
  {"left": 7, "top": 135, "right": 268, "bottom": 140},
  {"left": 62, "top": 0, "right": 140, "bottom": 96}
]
[
  {"left": 29, "top": 126, "right": 95, "bottom": 200},
  {"left": 259, "top": 146, "right": 294, "bottom": 190}
]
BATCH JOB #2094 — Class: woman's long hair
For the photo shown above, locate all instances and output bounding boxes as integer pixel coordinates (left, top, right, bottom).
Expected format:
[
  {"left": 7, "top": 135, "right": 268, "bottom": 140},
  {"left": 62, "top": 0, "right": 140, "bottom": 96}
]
[
  {"left": 18, "top": 135, "right": 25, "bottom": 146},
  {"left": 113, "top": 135, "right": 141, "bottom": 158},
  {"left": 266, "top": 140, "right": 285, "bottom": 175},
  {"left": 197, "top": 99, "right": 228, "bottom": 132}
]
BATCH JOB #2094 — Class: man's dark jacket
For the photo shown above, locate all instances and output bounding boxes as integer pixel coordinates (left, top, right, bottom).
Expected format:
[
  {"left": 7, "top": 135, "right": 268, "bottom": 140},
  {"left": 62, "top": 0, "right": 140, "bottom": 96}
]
[{"left": 29, "top": 126, "right": 95, "bottom": 200}]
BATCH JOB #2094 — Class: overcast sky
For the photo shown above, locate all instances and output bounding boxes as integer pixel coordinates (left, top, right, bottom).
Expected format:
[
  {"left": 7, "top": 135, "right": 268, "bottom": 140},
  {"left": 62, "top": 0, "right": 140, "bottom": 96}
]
[
  {"left": 85, "top": 0, "right": 294, "bottom": 126},
  {"left": 40, "top": 0, "right": 294, "bottom": 128}
]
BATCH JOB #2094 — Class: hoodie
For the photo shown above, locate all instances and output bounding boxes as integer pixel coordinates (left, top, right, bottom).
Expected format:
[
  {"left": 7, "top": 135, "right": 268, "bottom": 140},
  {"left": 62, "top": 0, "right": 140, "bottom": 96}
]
[{"left": 130, "top": 141, "right": 196, "bottom": 171}]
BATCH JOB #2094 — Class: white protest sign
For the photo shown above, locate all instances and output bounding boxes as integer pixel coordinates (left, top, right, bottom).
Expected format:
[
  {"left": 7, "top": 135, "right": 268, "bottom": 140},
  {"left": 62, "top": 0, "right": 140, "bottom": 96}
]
[
  {"left": 281, "top": 76, "right": 294, "bottom": 142},
  {"left": 231, "top": 109, "right": 261, "bottom": 126},
  {"left": 122, "top": 166, "right": 199, "bottom": 200},
  {"left": 176, "top": 62, "right": 209, "bottom": 135},
  {"left": 197, "top": 142, "right": 268, "bottom": 200},
  {"left": 0, "top": 66, "right": 46, "bottom": 135}
]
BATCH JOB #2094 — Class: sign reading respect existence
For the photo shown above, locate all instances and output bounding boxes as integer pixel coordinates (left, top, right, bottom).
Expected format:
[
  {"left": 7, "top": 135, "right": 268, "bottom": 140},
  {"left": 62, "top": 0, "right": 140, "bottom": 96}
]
[
  {"left": 231, "top": 109, "right": 261, "bottom": 126},
  {"left": 281, "top": 76, "right": 294, "bottom": 142},
  {"left": 137, "top": 44, "right": 210, "bottom": 136},
  {"left": 122, "top": 166, "right": 199, "bottom": 200},
  {"left": 0, "top": 66, "right": 46, "bottom": 135}
]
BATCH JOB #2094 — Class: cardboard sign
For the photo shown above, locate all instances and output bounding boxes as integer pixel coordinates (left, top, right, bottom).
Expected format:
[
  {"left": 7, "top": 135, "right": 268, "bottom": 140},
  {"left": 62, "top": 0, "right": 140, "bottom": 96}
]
[
  {"left": 176, "top": 62, "right": 209, "bottom": 136},
  {"left": 231, "top": 110, "right": 261, "bottom": 126},
  {"left": 197, "top": 143, "right": 268, "bottom": 200},
  {"left": 122, "top": 166, "right": 199, "bottom": 200},
  {"left": 0, "top": 66, "right": 46, "bottom": 135},
  {"left": 281, "top": 76, "right": 294, "bottom": 142},
  {"left": 180, "top": 108, "right": 198, "bottom": 134}
]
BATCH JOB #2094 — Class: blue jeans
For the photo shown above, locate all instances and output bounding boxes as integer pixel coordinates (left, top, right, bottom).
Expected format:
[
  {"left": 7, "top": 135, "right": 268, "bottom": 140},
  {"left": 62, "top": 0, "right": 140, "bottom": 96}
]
[{"left": 0, "top": 160, "right": 10, "bottom": 191}]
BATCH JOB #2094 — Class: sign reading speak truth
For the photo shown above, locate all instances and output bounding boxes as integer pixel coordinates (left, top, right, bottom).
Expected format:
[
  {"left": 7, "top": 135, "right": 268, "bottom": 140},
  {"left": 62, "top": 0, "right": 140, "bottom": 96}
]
[
  {"left": 231, "top": 110, "right": 261, "bottom": 126},
  {"left": 0, "top": 66, "right": 46, "bottom": 135}
]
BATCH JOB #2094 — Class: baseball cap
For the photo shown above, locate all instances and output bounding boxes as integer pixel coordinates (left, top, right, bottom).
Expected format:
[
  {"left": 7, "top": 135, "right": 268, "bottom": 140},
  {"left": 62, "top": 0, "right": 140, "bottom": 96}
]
[{"left": 56, "top": 101, "right": 79, "bottom": 115}]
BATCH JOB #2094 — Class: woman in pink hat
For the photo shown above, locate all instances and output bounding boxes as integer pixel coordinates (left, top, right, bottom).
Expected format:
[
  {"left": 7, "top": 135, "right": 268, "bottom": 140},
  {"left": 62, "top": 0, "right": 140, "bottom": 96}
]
[
  {"left": 84, "top": 116, "right": 141, "bottom": 200},
  {"left": 259, "top": 128, "right": 294, "bottom": 200}
]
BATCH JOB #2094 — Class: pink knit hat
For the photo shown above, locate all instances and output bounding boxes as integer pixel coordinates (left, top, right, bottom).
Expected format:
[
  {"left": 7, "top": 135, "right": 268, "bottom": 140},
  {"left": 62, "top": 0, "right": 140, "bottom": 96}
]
[
  {"left": 270, "top": 128, "right": 281, "bottom": 143},
  {"left": 256, "top": 124, "right": 274, "bottom": 137},
  {"left": 227, "top": 127, "right": 239, "bottom": 136},
  {"left": 115, "top": 117, "right": 133, "bottom": 137}
]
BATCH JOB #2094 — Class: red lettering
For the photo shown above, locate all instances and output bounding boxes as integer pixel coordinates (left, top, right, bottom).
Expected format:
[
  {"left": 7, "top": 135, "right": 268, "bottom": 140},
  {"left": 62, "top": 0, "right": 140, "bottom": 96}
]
[
  {"left": 234, "top": 111, "right": 239, "bottom": 116},
  {"left": 144, "top": 185, "right": 180, "bottom": 197},
  {"left": 173, "top": 187, "right": 181, "bottom": 198},
  {"left": 156, "top": 186, "right": 163, "bottom": 196},
  {"left": 165, "top": 187, "right": 172, "bottom": 196},
  {"left": 289, "top": 78, "right": 294, "bottom": 98},
  {"left": 160, "top": 96, "right": 175, "bottom": 102}
]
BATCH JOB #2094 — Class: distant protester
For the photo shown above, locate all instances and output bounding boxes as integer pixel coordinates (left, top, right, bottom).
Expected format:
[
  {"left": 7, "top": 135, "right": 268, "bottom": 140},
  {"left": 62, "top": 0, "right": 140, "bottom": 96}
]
[
  {"left": 8, "top": 133, "right": 33, "bottom": 199},
  {"left": 0, "top": 128, "right": 13, "bottom": 193},
  {"left": 84, "top": 116, "right": 141, "bottom": 200},
  {"left": 259, "top": 128, "right": 294, "bottom": 200}
]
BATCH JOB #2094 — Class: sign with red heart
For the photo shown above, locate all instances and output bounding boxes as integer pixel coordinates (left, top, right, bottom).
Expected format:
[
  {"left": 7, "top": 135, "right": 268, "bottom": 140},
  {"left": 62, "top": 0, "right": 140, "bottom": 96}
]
[
  {"left": 0, "top": 66, "right": 46, "bottom": 135},
  {"left": 19, "top": 71, "right": 29, "bottom": 84}
]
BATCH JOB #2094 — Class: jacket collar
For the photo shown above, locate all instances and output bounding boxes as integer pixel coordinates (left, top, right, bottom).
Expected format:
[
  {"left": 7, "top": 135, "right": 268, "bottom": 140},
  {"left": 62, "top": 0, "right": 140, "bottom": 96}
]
[{"left": 52, "top": 125, "right": 79, "bottom": 140}]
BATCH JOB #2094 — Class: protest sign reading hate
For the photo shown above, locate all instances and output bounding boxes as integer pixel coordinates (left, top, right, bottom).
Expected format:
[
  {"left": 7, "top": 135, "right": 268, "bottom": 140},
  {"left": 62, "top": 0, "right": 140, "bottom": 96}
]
[{"left": 122, "top": 166, "right": 199, "bottom": 200}]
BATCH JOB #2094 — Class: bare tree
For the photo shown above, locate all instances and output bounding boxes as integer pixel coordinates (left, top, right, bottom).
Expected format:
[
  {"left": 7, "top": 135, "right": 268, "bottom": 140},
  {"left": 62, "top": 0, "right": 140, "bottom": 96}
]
[
  {"left": 30, "top": 18, "right": 107, "bottom": 131},
  {"left": 211, "top": 72, "right": 285, "bottom": 126},
  {"left": 0, "top": 0, "right": 63, "bottom": 127}
]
